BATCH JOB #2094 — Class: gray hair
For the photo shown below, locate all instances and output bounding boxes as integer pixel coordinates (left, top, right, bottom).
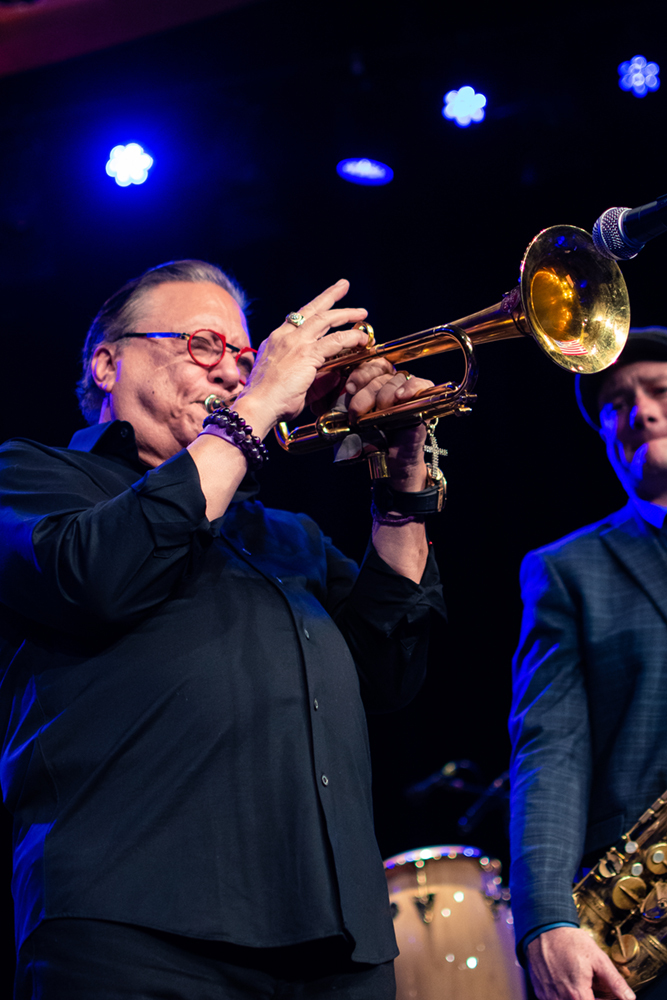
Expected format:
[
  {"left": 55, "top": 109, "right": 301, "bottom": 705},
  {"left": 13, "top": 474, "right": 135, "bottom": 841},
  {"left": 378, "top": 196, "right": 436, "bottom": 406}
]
[{"left": 77, "top": 259, "right": 248, "bottom": 424}]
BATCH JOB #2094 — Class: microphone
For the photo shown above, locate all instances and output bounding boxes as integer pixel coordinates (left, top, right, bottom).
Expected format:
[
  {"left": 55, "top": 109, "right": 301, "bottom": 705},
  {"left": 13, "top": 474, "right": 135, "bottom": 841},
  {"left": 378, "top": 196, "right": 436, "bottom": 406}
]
[
  {"left": 457, "top": 770, "right": 509, "bottom": 834},
  {"left": 593, "top": 192, "right": 667, "bottom": 261},
  {"left": 403, "top": 759, "right": 485, "bottom": 801}
]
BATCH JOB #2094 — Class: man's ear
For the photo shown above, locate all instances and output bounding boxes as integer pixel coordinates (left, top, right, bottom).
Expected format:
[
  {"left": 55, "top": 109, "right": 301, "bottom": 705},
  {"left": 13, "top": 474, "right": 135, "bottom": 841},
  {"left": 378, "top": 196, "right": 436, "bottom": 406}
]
[{"left": 91, "top": 344, "right": 119, "bottom": 393}]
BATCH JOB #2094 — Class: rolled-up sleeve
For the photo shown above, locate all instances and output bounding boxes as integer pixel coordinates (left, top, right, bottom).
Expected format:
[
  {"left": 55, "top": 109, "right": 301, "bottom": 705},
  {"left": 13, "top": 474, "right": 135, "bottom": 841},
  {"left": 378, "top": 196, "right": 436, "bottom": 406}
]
[
  {"left": 331, "top": 541, "right": 446, "bottom": 712},
  {"left": 0, "top": 442, "right": 212, "bottom": 633}
]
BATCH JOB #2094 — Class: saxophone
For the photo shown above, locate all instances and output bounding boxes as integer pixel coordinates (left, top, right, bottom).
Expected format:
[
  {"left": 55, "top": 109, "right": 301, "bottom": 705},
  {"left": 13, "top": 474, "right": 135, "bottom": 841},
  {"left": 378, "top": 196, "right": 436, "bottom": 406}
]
[{"left": 574, "top": 789, "right": 667, "bottom": 992}]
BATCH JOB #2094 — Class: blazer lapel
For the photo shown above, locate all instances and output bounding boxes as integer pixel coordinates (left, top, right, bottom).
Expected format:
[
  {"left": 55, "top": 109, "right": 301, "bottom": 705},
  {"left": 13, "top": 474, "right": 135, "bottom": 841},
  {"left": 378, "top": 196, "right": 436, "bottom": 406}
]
[{"left": 601, "top": 503, "right": 667, "bottom": 627}]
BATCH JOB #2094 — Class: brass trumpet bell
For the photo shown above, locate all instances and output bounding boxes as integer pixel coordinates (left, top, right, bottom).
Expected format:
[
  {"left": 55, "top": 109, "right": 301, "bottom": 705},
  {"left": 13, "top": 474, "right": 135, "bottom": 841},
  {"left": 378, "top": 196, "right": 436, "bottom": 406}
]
[
  {"left": 256, "top": 226, "right": 630, "bottom": 455},
  {"left": 519, "top": 225, "right": 630, "bottom": 374}
]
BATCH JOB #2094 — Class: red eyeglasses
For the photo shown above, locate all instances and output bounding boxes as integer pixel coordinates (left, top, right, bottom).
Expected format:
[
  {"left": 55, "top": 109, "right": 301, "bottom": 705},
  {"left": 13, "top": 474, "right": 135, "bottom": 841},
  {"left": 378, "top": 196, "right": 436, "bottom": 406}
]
[{"left": 120, "top": 330, "right": 257, "bottom": 381}]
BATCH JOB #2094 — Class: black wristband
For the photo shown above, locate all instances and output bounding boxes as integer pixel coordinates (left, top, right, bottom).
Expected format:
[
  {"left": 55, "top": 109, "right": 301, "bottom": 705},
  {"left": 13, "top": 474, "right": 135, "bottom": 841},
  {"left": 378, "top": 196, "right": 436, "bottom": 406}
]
[{"left": 372, "top": 475, "right": 444, "bottom": 516}]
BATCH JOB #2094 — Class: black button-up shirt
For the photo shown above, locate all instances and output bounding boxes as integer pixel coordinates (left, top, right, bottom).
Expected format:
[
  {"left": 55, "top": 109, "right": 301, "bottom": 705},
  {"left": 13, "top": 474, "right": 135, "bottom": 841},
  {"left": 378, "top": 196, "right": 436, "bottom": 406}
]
[{"left": 0, "top": 421, "right": 444, "bottom": 962}]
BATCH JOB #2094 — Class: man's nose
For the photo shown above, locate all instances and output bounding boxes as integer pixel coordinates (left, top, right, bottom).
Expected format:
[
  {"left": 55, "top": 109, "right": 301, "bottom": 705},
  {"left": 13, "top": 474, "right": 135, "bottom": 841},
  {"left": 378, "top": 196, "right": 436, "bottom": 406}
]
[
  {"left": 629, "top": 390, "right": 660, "bottom": 429},
  {"left": 207, "top": 351, "right": 240, "bottom": 388}
]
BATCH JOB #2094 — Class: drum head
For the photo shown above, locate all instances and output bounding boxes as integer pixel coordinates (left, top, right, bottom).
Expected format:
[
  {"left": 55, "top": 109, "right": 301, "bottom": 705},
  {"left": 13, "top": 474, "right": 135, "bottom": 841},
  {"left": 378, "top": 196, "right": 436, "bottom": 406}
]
[{"left": 385, "top": 846, "right": 527, "bottom": 1000}]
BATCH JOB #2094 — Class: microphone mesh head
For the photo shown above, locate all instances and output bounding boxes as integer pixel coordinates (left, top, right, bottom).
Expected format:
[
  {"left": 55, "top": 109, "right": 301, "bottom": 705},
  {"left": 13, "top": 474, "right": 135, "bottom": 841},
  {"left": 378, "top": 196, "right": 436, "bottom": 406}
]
[{"left": 592, "top": 206, "right": 640, "bottom": 260}]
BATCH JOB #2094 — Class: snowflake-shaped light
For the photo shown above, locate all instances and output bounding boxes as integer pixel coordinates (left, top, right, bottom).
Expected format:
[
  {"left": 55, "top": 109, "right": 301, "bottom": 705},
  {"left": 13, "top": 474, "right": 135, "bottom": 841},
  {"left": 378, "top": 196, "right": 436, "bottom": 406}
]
[
  {"left": 336, "top": 158, "right": 393, "bottom": 186},
  {"left": 105, "top": 143, "right": 154, "bottom": 187},
  {"left": 618, "top": 55, "right": 660, "bottom": 97},
  {"left": 442, "top": 87, "right": 487, "bottom": 128}
]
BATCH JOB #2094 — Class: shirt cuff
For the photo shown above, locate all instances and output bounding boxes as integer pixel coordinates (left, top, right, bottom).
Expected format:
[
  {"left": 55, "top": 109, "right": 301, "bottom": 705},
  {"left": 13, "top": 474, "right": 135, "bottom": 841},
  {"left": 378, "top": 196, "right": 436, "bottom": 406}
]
[
  {"left": 130, "top": 449, "right": 210, "bottom": 554},
  {"left": 351, "top": 542, "right": 446, "bottom": 635},
  {"left": 521, "top": 922, "right": 579, "bottom": 953}
]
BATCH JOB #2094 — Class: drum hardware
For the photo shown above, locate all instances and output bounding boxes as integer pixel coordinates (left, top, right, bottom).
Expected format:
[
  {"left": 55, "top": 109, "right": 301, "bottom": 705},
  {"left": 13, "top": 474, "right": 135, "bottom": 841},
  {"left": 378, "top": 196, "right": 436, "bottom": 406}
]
[
  {"left": 270, "top": 225, "right": 631, "bottom": 481},
  {"left": 411, "top": 866, "right": 438, "bottom": 924},
  {"left": 414, "top": 892, "right": 438, "bottom": 924}
]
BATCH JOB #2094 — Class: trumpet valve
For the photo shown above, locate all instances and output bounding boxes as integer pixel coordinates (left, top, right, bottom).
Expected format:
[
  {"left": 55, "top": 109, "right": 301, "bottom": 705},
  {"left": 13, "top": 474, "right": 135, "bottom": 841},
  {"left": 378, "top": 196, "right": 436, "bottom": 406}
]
[{"left": 352, "top": 321, "right": 375, "bottom": 345}]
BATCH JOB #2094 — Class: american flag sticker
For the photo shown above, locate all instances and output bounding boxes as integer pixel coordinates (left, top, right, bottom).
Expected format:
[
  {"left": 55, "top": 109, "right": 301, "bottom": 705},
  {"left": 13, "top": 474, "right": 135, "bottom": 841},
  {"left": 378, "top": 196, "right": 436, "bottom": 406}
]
[{"left": 552, "top": 339, "right": 588, "bottom": 356}]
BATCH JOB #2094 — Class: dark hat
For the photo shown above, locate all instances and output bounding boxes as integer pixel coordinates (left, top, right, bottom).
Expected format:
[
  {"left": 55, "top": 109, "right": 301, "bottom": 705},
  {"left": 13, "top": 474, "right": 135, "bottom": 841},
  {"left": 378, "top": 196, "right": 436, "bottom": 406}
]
[{"left": 575, "top": 327, "right": 667, "bottom": 429}]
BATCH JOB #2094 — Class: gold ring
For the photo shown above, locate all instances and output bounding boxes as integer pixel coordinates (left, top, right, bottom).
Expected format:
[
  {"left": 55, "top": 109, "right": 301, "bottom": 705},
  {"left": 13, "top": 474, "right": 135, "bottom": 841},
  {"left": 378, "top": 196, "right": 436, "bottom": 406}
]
[
  {"left": 397, "top": 370, "right": 412, "bottom": 381},
  {"left": 286, "top": 312, "right": 305, "bottom": 327}
]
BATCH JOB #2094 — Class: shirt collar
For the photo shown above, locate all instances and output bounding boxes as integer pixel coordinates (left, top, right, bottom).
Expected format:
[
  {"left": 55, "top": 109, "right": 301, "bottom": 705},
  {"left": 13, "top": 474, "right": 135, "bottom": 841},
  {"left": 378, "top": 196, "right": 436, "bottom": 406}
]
[
  {"left": 68, "top": 420, "right": 147, "bottom": 472},
  {"left": 631, "top": 495, "right": 667, "bottom": 529},
  {"left": 68, "top": 420, "right": 260, "bottom": 501}
]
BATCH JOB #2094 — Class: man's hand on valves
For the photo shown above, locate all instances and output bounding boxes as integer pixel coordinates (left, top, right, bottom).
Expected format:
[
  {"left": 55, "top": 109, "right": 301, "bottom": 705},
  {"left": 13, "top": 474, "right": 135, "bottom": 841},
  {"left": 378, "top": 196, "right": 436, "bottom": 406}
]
[
  {"left": 234, "top": 279, "right": 369, "bottom": 436},
  {"left": 235, "top": 279, "right": 433, "bottom": 490}
]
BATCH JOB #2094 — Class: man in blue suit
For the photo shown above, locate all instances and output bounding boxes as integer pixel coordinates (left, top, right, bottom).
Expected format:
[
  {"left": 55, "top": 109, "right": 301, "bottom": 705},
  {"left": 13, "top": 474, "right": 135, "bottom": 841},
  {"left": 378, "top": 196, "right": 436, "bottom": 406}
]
[{"left": 510, "top": 328, "right": 667, "bottom": 1000}]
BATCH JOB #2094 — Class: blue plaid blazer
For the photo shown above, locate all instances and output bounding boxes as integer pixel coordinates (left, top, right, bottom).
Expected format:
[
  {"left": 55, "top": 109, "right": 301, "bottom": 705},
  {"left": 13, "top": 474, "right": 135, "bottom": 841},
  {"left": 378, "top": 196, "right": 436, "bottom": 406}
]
[{"left": 509, "top": 502, "right": 667, "bottom": 944}]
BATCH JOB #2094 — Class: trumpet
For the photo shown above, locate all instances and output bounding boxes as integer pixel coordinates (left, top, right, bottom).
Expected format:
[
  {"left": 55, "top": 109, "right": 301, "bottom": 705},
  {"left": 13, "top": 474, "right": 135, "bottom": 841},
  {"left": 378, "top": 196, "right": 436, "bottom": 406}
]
[{"left": 269, "top": 225, "right": 630, "bottom": 460}]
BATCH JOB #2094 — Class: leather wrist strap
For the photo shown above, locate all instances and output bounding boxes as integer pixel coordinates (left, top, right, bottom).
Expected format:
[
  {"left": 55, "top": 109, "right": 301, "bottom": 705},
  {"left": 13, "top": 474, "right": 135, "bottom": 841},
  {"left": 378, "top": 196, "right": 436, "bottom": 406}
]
[{"left": 372, "top": 470, "right": 445, "bottom": 516}]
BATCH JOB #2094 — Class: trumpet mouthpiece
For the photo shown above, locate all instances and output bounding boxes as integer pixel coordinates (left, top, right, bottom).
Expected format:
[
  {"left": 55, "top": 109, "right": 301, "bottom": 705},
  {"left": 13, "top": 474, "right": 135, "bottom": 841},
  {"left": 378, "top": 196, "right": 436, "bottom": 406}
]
[{"left": 205, "top": 394, "right": 223, "bottom": 413}]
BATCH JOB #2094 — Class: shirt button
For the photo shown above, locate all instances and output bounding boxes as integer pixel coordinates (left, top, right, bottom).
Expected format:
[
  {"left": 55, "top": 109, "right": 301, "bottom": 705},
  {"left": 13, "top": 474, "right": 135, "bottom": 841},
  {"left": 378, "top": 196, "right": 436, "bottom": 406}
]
[
  {"left": 303, "top": 628, "right": 310, "bottom": 639},
  {"left": 242, "top": 548, "right": 251, "bottom": 556},
  {"left": 321, "top": 774, "right": 329, "bottom": 786},
  {"left": 313, "top": 699, "right": 319, "bottom": 710},
  {"left": 119, "top": 427, "right": 128, "bottom": 439}
]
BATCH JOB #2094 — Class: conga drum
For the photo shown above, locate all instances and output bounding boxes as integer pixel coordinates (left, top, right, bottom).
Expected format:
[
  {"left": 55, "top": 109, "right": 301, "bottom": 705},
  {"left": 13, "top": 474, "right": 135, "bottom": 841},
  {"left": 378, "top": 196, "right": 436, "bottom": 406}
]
[{"left": 384, "top": 845, "right": 527, "bottom": 999}]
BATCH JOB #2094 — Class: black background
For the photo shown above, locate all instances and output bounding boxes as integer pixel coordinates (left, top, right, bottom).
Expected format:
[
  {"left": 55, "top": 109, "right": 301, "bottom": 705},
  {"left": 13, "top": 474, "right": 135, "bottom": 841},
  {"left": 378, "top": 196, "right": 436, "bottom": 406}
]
[{"left": 0, "top": 0, "right": 664, "bottom": 984}]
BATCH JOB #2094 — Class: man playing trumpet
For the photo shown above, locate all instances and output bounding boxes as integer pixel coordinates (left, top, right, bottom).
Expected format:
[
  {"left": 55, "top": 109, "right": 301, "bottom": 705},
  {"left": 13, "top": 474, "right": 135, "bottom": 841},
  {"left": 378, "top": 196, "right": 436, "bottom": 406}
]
[{"left": 0, "top": 261, "right": 444, "bottom": 999}]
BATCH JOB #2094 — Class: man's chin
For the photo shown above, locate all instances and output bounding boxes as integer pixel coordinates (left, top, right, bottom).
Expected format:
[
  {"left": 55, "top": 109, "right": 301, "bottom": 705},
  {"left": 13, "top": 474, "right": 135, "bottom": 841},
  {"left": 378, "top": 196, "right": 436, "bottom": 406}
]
[
  {"left": 644, "top": 438, "right": 667, "bottom": 466},
  {"left": 623, "top": 444, "right": 667, "bottom": 502},
  {"left": 629, "top": 440, "right": 667, "bottom": 478}
]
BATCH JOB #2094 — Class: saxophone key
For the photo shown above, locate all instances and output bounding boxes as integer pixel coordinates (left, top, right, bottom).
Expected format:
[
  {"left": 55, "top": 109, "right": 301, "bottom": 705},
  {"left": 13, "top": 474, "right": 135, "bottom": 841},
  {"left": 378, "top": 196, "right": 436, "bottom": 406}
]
[
  {"left": 646, "top": 843, "right": 667, "bottom": 875},
  {"left": 612, "top": 876, "right": 648, "bottom": 910},
  {"left": 599, "top": 854, "right": 624, "bottom": 879},
  {"left": 641, "top": 881, "right": 667, "bottom": 922},
  {"left": 611, "top": 932, "right": 640, "bottom": 964}
]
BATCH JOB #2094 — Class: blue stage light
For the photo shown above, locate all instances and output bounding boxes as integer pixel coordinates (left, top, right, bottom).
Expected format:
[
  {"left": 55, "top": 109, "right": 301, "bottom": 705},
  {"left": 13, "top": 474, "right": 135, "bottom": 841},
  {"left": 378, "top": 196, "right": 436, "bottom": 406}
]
[
  {"left": 106, "top": 143, "right": 154, "bottom": 187},
  {"left": 442, "top": 87, "right": 487, "bottom": 128},
  {"left": 336, "top": 158, "right": 393, "bottom": 186},
  {"left": 618, "top": 56, "right": 660, "bottom": 97}
]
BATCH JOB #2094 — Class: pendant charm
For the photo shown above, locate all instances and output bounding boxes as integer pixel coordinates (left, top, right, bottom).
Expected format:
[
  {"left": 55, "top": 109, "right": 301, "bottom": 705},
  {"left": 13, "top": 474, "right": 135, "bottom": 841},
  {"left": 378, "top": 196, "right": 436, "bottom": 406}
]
[
  {"left": 423, "top": 419, "right": 447, "bottom": 512},
  {"left": 423, "top": 419, "right": 448, "bottom": 477}
]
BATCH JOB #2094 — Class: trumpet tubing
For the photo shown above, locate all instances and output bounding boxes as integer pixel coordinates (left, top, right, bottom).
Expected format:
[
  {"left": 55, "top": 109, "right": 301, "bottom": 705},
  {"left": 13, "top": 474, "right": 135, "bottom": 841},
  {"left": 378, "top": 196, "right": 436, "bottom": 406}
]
[
  {"left": 257, "top": 225, "right": 630, "bottom": 456},
  {"left": 316, "top": 225, "right": 629, "bottom": 379},
  {"left": 315, "top": 294, "right": 525, "bottom": 378}
]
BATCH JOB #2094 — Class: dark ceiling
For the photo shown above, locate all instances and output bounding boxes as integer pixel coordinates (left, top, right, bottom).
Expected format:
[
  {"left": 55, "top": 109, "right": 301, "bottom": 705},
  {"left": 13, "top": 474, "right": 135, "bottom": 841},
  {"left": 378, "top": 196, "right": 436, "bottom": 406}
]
[
  {"left": 0, "top": 0, "right": 665, "bottom": 979},
  {"left": 0, "top": 0, "right": 259, "bottom": 77}
]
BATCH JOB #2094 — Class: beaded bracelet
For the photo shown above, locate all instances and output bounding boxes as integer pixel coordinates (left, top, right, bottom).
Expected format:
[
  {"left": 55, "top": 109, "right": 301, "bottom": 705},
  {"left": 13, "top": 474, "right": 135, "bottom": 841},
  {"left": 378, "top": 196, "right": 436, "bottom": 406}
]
[
  {"left": 370, "top": 503, "right": 422, "bottom": 527},
  {"left": 199, "top": 406, "right": 268, "bottom": 471}
]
